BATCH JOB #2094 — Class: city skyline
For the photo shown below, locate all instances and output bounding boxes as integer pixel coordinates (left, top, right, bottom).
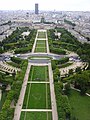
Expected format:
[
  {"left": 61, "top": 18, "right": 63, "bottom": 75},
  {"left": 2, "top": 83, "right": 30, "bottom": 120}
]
[{"left": 0, "top": 0, "right": 90, "bottom": 11}]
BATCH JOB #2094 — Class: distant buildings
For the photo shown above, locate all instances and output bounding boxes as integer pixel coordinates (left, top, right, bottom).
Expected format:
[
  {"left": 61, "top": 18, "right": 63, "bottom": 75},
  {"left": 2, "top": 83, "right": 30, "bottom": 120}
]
[{"left": 35, "top": 3, "right": 39, "bottom": 14}]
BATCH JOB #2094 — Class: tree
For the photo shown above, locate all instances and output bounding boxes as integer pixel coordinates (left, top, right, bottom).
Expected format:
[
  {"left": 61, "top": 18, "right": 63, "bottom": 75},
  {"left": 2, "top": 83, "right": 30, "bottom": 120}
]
[
  {"left": 74, "top": 72, "right": 90, "bottom": 95},
  {"left": 69, "top": 69, "right": 73, "bottom": 75},
  {"left": 64, "top": 83, "right": 71, "bottom": 95},
  {"left": 53, "top": 68, "right": 60, "bottom": 82},
  {"left": 75, "top": 67, "right": 82, "bottom": 73},
  {"left": 12, "top": 70, "right": 16, "bottom": 80},
  {"left": 51, "top": 61, "right": 57, "bottom": 70},
  {"left": 0, "top": 111, "right": 7, "bottom": 120}
]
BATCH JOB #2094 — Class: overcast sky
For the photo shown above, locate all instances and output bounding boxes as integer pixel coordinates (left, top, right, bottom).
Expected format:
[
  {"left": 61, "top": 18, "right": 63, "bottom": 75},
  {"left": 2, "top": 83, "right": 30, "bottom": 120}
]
[{"left": 0, "top": 0, "right": 90, "bottom": 11}]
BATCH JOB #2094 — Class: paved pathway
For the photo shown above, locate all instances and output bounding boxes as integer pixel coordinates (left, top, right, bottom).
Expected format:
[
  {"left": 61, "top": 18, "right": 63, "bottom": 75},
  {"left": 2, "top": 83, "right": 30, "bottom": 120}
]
[
  {"left": 48, "top": 63, "right": 58, "bottom": 120},
  {"left": 32, "top": 31, "right": 38, "bottom": 53},
  {"left": 22, "top": 109, "right": 52, "bottom": 112},
  {"left": 28, "top": 62, "right": 49, "bottom": 66},
  {"left": 28, "top": 81, "right": 50, "bottom": 84},
  {"left": 13, "top": 63, "right": 31, "bottom": 120},
  {"left": 37, "top": 38, "right": 46, "bottom": 40}
]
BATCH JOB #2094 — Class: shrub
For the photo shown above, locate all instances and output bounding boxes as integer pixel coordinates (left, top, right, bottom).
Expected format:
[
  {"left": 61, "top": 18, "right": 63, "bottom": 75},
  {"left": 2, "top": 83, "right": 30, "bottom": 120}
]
[
  {"left": 11, "top": 57, "right": 22, "bottom": 64},
  {"left": 55, "top": 83, "right": 71, "bottom": 120}
]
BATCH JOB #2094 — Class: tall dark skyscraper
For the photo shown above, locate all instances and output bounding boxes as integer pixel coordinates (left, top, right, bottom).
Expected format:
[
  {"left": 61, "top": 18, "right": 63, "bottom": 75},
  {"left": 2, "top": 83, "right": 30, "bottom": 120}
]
[{"left": 35, "top": 3, "right": 39, "bottom": 14}]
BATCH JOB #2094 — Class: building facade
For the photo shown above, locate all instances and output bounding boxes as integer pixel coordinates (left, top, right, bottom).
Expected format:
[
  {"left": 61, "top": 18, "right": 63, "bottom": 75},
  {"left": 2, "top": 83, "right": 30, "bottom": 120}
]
[{"left": 35, "top": 3, "right": 39, "bottom": 14}]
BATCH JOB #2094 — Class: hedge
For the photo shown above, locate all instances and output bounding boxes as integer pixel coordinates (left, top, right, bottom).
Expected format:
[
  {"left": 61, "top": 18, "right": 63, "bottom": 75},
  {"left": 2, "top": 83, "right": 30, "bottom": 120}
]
[{"left": 55, "top": 83, "right": 71, "bottom": 120}]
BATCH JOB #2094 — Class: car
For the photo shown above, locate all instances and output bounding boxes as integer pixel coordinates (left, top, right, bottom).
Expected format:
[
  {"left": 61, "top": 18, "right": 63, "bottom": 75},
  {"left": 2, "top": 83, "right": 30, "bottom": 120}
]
[{"left": 16, "top": 54, "right": 20, "bottom": 57}]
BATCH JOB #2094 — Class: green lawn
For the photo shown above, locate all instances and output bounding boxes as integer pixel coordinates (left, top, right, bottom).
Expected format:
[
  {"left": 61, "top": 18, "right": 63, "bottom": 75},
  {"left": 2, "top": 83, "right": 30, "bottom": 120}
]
[
  {"left": 36, "top": 43, "right": 46, "bottom": 48},
  {"left": 68, "top": 90, "right": 90, "bottom": 120},
  {"left": 36, "top": 40, "right": 46, "bottom": 44},
  {"left": 29, "top": 56, "right": 52, "bottom": 60},
  {"left": 35, "top": 47, "right": 46, "bottom": 52},
  {"left": 22, "top": 83, "right": 51, "bottom": 109},
  {"left": 35, "top": 40, "right": 46, "bottom": 53},
  {"left": 38, "top": 32, "right": 46, "bottom": 38},
  {"left": 20, "top": 112, "right": 52, "bottom": 120},
  {"left": 28, "top": 66, "right": 49, "bottom": 81}
]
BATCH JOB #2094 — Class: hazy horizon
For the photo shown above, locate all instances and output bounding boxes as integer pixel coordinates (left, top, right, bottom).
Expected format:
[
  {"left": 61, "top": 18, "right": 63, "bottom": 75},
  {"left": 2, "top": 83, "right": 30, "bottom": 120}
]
[{"left": 0, "top": 0, "right": 90, "bottom": 11}]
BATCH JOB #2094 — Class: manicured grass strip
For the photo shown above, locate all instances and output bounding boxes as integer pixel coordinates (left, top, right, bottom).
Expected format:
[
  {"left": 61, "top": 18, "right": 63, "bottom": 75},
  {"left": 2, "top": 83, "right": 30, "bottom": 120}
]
[
  {"left": 36, "top": 40, "right": 46, "bottom": 44},
  {"left": 68, "top": 90, "right": 90, "bottom": 120},
  {"left": 29, "top": 84, "right": 46, "bottom": 109},
  {"left": 29, "top": 56, "right": 51, "bottom": 59},
  {"left": 29, "top": 66, "right": 49, "bottom": 81},
  {"left": 35, "top": 47, "right": 46, "bottom": 52},
  {"left": 23, "top": 84, "right": 51, "bottom": 109},
  {"left": 38, "top": 32, "right": 46, "bottom": 38},
  {"left": 20, "top": 112, "right": 52, "bottom": 120},
  {"left": 46, "top": 83, "right": 51, "bottom": 109},
  {"left": 35, "top": 40, "right": 46, "bottom": 53},
  {"left": 36, "top": 43, "right": 46, "bottom": 48},
  {"left": 47, "top": 83, "right": 51, "bottom": 109},
  {"left": 29, "top": 56, "right": 52, "bottom": 60},
  {"left": 22, "top": 83, "right": 31, "bottom": 109}
]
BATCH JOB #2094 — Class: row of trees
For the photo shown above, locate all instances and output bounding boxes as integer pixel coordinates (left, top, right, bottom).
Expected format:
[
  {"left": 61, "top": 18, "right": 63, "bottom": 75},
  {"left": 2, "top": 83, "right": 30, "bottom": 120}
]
[
  {"left": 53, "top": 60, "right": 90, "bottom": 120},
  {"left": 14, "top": 46, "right": 32, "bottom": 54},
  {"left": 0, "top": 58, "right": 28, "bottom": 119},
  {"left": 64, "top": 70, "right": 90, "bottom": 95},
  {"left": 51, "top": 57, "right": 69, "bottom": 70},
  {"left": 0, "top": 20, "right": 11, "bottom": 26},
  {"left": 55, "top": 82, "right": 71, "bottom": 120},
  {"left": 0, "top": 27, "right": 36, "bottom": 53},
  {"left": 53, "top": 59, "right": 81, "bottom": 119},
  {"left": 50, "top": 47, "right": 66, "bottom": 55},
  {"left": 50, "top": 28, "right": 90, "bottom": 119},
  {"left": 64, "top": 19, "right": 76, "bottom": 27},
  {"left": 48, "top": 29, "right": 67, "bottom": 55},
  {"left": 55, "top": 28, "right": 90, "bottom": 69}
]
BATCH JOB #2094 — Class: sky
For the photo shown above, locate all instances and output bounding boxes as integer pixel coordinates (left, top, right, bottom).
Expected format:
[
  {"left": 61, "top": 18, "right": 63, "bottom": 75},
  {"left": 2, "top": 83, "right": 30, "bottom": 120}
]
[{"left": 0, "top": 0, "right": 90, "bottom": 11}]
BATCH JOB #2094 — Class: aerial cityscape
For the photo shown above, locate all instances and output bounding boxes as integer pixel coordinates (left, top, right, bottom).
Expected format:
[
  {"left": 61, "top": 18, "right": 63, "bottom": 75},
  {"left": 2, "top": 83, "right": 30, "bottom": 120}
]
[{"left": 0, "top": 0, "right": 90, "bottom": 120}]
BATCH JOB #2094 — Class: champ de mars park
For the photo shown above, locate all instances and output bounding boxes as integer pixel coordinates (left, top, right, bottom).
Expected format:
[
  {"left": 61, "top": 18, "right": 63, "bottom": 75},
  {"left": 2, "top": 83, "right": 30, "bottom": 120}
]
[
  {"left": 0, "top": 27, "right": 90, "bottom": 120},
  {"left": 0, "top": 10, "right": 90, "bottom": 120}
]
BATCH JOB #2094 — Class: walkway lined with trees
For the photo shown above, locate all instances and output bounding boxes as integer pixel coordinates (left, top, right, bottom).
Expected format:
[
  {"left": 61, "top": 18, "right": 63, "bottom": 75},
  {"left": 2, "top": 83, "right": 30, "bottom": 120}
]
[{"left": 14, "top": 29, "right": 58, "bottom": 120}]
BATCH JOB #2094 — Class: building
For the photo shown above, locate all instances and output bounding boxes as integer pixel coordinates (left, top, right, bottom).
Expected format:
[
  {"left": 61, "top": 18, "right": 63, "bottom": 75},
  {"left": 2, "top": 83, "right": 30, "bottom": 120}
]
[
  {"left": 35, "top": 3, "right": 39, "bottom": 14},
  {"left": 41, "top": 16, "right": 45, "bottom": 23}
]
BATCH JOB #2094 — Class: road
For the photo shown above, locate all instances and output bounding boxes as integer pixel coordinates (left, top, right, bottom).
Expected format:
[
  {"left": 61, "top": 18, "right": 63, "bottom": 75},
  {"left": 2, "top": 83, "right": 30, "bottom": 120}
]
[
  {"left": 19, "top": 53, "right": 64, "bottom": 60},
  {"left": 29, "top": 59, "right": 51, "bottom": 64}
]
